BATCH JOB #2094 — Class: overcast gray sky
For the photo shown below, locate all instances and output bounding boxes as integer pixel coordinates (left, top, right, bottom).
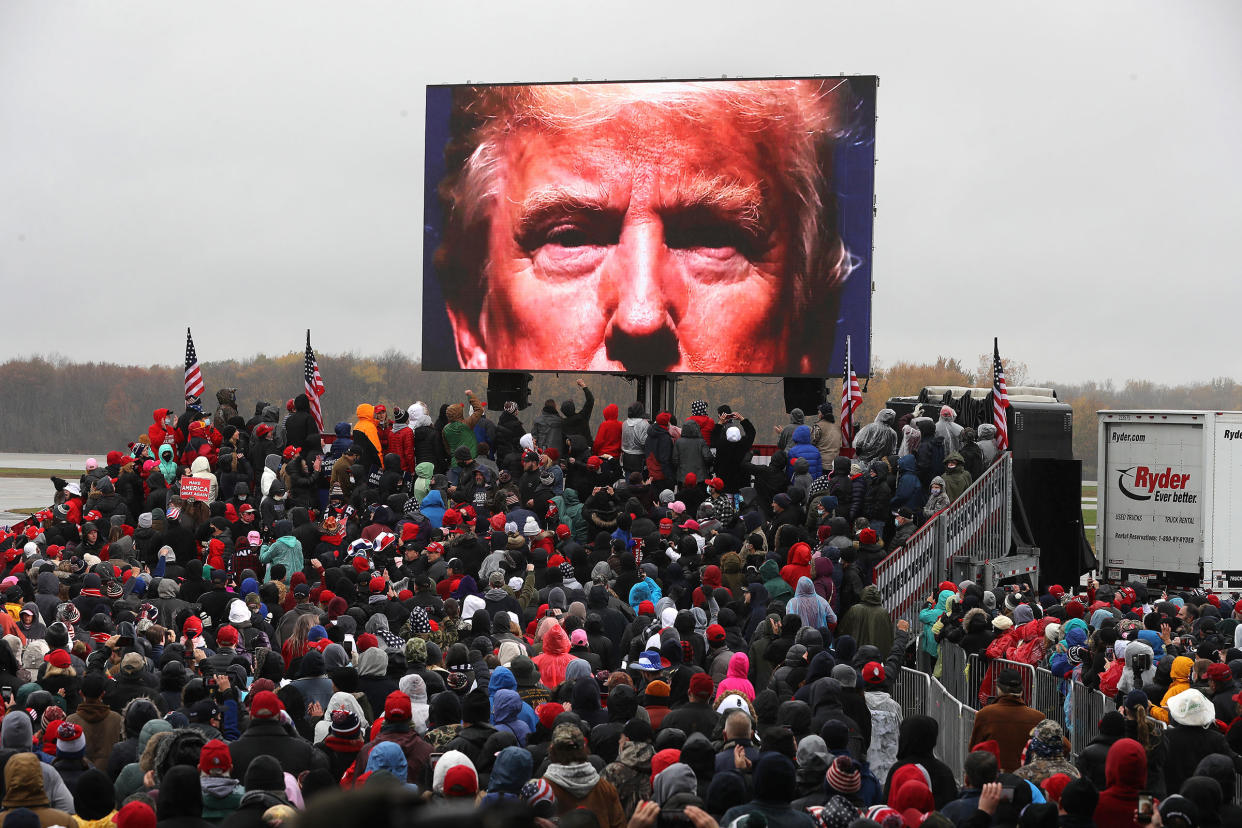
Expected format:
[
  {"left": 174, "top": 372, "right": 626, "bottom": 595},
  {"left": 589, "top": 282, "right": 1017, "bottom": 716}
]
[{"left": 1, "top": 1, "right": 1239, "bottom": 385}]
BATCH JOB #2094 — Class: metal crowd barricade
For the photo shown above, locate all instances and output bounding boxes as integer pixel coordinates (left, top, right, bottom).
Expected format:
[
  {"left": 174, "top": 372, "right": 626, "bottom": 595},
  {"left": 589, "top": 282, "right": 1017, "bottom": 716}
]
[
  {"left": 992, "top": 658, "right": 1036, "bottom": 705},
  {"left": 928, "top": 678, "right": 970, "bottom": 785},
  {"left": 895, "top": 667, "right": 930, "bottom": 719},
  {"left": 875, "top": 518, "right": 941, "bottom": 630},
  {"left": 965, "top": 653, "right": 986, "bottom": 710},
  {"left": 937, "top": 642, "right": 968, "bottom": 702},
  {"left": 942, "top": 453, "right": 1013, "bottom": 567},
  {"left": 1070, "top": 681, "right": 1107, "bottom": 757},
  {"left": 874, "top": 452, "right": 1014, "bottom": 625},
  {"left": 1033, "top": 667, "right": 1067, "bottom": 730}
]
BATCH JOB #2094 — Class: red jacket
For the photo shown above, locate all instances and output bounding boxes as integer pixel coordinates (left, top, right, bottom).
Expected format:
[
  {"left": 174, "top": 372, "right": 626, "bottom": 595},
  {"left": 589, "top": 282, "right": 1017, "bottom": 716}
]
[
  {"left": 686, "top": 414, "right": 715, "bottom": 446},
  {"left": 1094, "top": 738, "right": 1146, "bottom": 828},
  {"left": 148, "top": 408, "right": 181, "bottom": 451},
  {"left": 390, "top": 425, "right": 415, "bottom": 473},
  {"left": 593, "top": 404, "right": 623, "bottom": 457}
]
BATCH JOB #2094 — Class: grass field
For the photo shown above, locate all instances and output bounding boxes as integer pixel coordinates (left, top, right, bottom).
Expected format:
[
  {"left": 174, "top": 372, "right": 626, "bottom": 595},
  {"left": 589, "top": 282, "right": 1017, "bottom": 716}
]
[
  {"left": 0, "top": 468, "right": 72, "bottom": 479},
  {"left": 1083, "top": 483, "right": 1097, "bottom": 552}
]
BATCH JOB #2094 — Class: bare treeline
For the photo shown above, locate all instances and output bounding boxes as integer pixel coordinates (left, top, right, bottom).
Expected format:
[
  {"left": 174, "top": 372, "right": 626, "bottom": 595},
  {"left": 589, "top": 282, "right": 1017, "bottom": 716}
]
[{"left": 1, "top": 353, "right": 1236, "bottom": 478}]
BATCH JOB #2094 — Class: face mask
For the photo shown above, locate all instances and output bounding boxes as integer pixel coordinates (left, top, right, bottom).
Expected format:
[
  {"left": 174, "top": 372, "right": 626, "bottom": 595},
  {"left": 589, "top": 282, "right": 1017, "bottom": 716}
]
[{"left": 932, "top": 487, "right": 942, "bottom": 494}]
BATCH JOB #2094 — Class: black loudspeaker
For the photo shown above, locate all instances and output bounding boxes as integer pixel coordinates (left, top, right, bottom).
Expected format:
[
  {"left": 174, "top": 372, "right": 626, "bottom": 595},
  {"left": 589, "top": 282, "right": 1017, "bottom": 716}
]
[
  {"left": 783, "top": 378, "right": 827, "bottom": 415},
  {"left": 1013, "top": 458, "right": 1089, "bottom": 589},
  {"left": 486, "top": 372, "right": 533, "bottom": 411}
]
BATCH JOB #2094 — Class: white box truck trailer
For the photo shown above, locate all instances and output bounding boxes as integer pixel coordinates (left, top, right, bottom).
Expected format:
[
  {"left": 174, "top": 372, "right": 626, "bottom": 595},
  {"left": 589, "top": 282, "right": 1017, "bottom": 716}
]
[{"left": 1097, "top": 411, "right": 1242, "bottom": 591}]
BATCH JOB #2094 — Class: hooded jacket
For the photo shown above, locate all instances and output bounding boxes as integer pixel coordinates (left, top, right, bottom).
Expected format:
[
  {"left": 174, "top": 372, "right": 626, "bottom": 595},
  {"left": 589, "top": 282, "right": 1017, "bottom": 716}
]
[
  {"left": 352, "top": 404, "right": 384, "bottom": 470},
  {"left": 1151, "top": 655, "right": 1193, "bottom": 722},
  {"left": 1095, "top": 738, "right": 1147, "bottom": 828},
  {"left": 0, "top": 754, "right": 76, "bottom": 828},
  {"left": 941, "top": 452, "right": 973, "bottom": 502},
  {"left": 838, "top": 585, "right": 893, "bottom": 654},
  {"left": 0, "top": 713, "right": 73, "bottom": 813},
  {"left": 532, "top": 624, "right": 574, "bottom": 689},
  {"left": 786, "top": 425, "right": 823, "bottom": 480},
  {"left": 715, "top": 652, "right": 755, "bottom": 702},
  {"left": 259, "top": 534, "right": 303, "bottom": 582},
  {"left": 188, "top": 455, "right": 219, "bottom": 503},
  {"left": 594, "top": 404, "right": 623, "bottom": 458},
  {"left": 672, "top": 420, "right": 712, "bottom": 481},
  {"left": 443, "top": 393, "right": 485, "bottom": 466},
  {"left": 601, "top": 740, "right": 655, "bottom": 816}
]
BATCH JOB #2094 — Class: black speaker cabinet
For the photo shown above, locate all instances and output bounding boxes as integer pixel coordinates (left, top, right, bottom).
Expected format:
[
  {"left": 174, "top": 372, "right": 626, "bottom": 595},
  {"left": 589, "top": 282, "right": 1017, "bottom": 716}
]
[{"left": 783, "top": 378, "right": 827, "bottom": 415}]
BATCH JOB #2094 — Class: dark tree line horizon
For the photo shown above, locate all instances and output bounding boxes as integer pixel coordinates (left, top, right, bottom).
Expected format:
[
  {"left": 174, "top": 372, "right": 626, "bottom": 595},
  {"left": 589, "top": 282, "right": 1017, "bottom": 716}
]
[{"left": 0, "top": 352, "right": 1237, "bottom": 477}]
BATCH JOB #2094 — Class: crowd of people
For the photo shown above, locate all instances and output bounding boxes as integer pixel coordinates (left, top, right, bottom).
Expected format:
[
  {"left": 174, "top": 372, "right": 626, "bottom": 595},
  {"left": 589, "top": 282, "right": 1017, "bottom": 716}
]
[{"left": 0, "top": 380, "right": 1192, "bottom": 828}]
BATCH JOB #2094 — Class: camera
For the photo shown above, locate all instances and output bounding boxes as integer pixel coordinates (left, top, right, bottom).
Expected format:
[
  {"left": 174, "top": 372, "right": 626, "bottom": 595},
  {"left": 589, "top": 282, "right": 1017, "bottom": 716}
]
[{"left": 1132, "top": 652, "right": 1152, "bottom": 673}]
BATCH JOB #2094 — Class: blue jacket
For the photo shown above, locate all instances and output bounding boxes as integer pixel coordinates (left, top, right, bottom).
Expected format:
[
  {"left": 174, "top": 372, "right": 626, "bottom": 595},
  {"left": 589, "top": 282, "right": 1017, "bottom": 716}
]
[
  {"left": 628, "top": 577, "right": 662, "bottom": 611},
  {"left": 419, "top": 490, "right": 446, "bottom": 528},
  {"left": 487, "top": 666, "right": 539, "bottom": 733},
  {"left": 786, "top": 426, "right": 823, "bottom": 480},
  {"left": 1049, "top": 620, "right": 1089, "bottom": 678},
  {"left": 890, "top": 455, "right": 925, "bottom": 512}
]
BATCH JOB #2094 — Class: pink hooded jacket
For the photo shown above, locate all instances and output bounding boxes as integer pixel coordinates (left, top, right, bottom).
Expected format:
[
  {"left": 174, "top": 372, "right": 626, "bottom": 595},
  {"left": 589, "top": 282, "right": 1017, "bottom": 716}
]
[{"left": 714, "top": 652, "right": 755, "bottom": 702}]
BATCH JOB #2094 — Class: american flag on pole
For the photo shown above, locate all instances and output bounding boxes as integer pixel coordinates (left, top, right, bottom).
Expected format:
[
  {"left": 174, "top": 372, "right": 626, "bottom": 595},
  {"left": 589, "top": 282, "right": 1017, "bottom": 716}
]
[
  {"left": 840, "top": 335, "right": 863, "bottom": 452},
  {"left": 992, "top": 337, "right": 1010, "bottom": 451},
  {"left": 184, "top": 328, "right": 205, "bottom": 400},
  {"left": 304, "top": 330, "right": 325, "bottom": 432}
]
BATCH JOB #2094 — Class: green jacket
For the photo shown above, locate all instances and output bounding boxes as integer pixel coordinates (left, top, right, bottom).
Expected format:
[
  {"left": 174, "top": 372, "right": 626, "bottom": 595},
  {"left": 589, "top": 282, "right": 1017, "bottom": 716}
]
[
  {"left": 201, "top": 779, "right": 246, "bottom": 823},
  {"left": 554, "top": 489, "right": 588, "bottom": 542},
  {"left": 759, "top": 559, "right": 793, "bottom": 604},
  {"left": 260, "top": 536, "right": 304, "bottom": 581},
  {"left": 918, "top": 589, "right": 956, "bottom": 656},
  {"left": 443, "top": 421, "right": 477, "bottom": 467},
  {"left": 413, "top": 462, "right": 434, "bottom": 502}
]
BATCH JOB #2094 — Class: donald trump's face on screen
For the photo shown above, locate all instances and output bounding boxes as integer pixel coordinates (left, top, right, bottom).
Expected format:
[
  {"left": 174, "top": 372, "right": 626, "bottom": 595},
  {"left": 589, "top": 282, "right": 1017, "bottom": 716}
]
[{"left": 434, "top": 80, "right": 853, "bottom": 375}]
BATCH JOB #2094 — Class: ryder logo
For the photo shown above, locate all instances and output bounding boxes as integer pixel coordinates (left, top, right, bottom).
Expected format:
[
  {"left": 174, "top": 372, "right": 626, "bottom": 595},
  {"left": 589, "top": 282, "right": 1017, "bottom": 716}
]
[{"left": 1117, "top": 466, "right": 1196, "bottom": 503}]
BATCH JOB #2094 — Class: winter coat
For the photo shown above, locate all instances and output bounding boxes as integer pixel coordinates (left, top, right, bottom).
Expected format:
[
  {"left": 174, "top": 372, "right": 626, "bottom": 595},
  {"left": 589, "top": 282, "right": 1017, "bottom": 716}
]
[
  {"left": 561, "top": 387, "right": 595, "bottom": 447},
  {"left": 284, "top": 395, "right": 322, "bottom": 458},
  {"left": 351, "top": 404, "right": 385, "bottom": 471},
  {"left": 786, "top": 425, "right": 823, "bottom": 480},
  {"left": 924, "top": 476, "right": 950, "bottom": 515},
  {"left": 941, "top": 452, "right": 973, "bottom": 502},
  {"left": 713, "top": 418, "right": 756, "bottom": 492},
  {"left": 890, "top": 454, "right": 924, "bottom": 513},
  {"left": 593, "top": 405, "right": 623, "bottom": 458},
  {"left": 644, "top": 423, "right": 674, "bottom": 482},
  {"left": 838, "top": 585, "right": 893, "bottom": 654},
  {"left": 1094, "top": 739, "right": 1147, "bottom": 828},
  {"left": 811, "top": 416, "right": 842, "bottom": 470},
  {"left": 389, "top": 423, "right": 415, "bottom": 473},
  {"left": 715, "top": 652, "right": 755, "bottom": 702},
  {"left": 0, "top": 754, "right": 76, "bottom": 828},
  {"left": 66, "top": 700, "right": 123, "bottom": 771},
  {"left": 228, "top": 720, "right": 328, "bottom": 780},
  {"left": 601, "top": 740, "right": 654, "bottom": 816},
  {"left": 967, "top": 695, "right": 1047, "bottom": 773},
  {"left": 671, "top": 420, "right": 712, "bottom": 482},
  {"left": 532, "top": 405, "right": 565, "bottom": 455},
  {"left": 442, "top": 394, "right": 484, "bottom": 466},
  {"left": 862, "top": 463, "right": 892, "bottom": 522}
]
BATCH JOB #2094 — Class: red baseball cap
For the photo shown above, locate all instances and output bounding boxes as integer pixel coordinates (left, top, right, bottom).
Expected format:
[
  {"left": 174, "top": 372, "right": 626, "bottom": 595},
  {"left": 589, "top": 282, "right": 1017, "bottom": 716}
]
[
  {"left": 862, "top": 661, "right": 886, "bottom": 685},
  {"left": 44, "top": 649, "right": 71, "bottom": 669}
]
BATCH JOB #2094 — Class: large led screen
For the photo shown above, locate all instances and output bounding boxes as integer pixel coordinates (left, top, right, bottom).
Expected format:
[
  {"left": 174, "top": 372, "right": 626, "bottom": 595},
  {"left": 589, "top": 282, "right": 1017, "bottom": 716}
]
[{"left": 422, "top": 77, "right": 876, "bottom": 376}]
